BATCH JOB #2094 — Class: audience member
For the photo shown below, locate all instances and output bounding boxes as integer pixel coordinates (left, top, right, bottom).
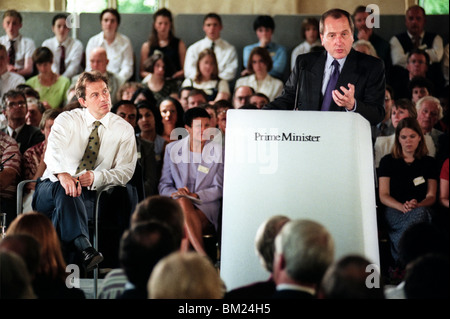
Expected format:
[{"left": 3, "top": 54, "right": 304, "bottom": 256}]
[
  {"left": 318, "top": 254, "right": 385, "bottom": 299},
  {"left": 201, "top": 103, "right": 217, "bottom": 128},
  {"left": 21, "top": 108, "right": 60, "bottom": 213},
  {"left": 235, "top": 47, "right": 283, "bottom": 102},
  {"left": 403, "top": 253, "right": 449, "bottom": 299},
  {"left": 409, "top": 76, "right": 433, "bottom": 105},
  {"left": 178, "top": 86, "right": 193, "bottom": 111},
  {"left": 242, "top": 15, "right": 287, "bottom": 80},
  {"left": 25, "top": 97, "right": 45, "bottom": 128},
  {"left": 118, "top": 220, "right": 177, "bottom": 299},
  {"left": 372, "top": 85, "right": 395, "bottom": 141},
  {"left": 0, "top": 44, "right": 25, "bottom": 97},
  {"left": 184, "top": 13, "right": 238, "bottom": 82},
  {"left": 0, "top": 130, "right": 21, "bottom": 227},
  {"left": 225, "top": 215, "right": 290, "bottom": 299},
  {"left": 215, "top": 99, "right": 232, "bottom": 136},
  {"left": 0, "top": 250, "right": 36, "bottom": 299},
  {"left": 0, "top": 9, "right": 35, "bottom": 78},
  {"left": 148, "top": 251, "right": 225, "bottom": 299},
  {"left": 378, "top": 117, "right": 439, "bottom": 264},
  {"left": 1, "top": 89, "right": 44, "bottom": 153},
  {"left": 31, "top": 71, "right": 138, "bottom": 273},
  {"left": 439, "top": 158, "right": 449, "bottom": 209},
  {"left": 112, "top": 100, "right": 158, "bottom": 197},
  {"left": 249, "top": 92, "right": 270, "bottom": 109},
  {"left": 353, "top": 39, "right": 378, "bottom": 57},
  {"left": 141, "top": 51, "right": 182, "bottom": 102},
  {"left": 390, "top": 5, "right": 444, "bottom": 70},
  {"left": 232, "top": 85, "right": 254, "bottom": 109},
  {"left": 26, "top": 47, "right": 70, "bottom": 109},
  {"left": 116, "top": 81, "right": 143, "bottom": 102},
  {"left": 352, "top": 5, "right": 391, "bottom": 70},
  {"left": 158, "top": 96, "right": 185, "bottom": 142},
  {"left": 98, "top": 195, "right": 186, "bottom": 299},
  {"left": 139, "top": 8, "right": 186, "bottom": 80},
  {"left": 129, "top": 86, "right": 157, "bottom": 106},
  {"left": 41, "top": 13, "right": 84, "bottom": 79},
  {"left": 415, "top": 96, "right": 444, "bottom": 149},
  {"left": 6, "top": 212, "right": 86, "bottom": 299},
  {"left": 374, "top": 98, "right": 435, "bottom": 168},
  {"left": 182, "top": 48, "right": 230, "bottom": 103},
  {"left": 291, "top": 17, "right": 321, "bottom": 71},
  {"left": 0, "top": 233, "right": 41, "bottom": 281},
  {"left": 136, "top": 101, "right": 166, "bottom": 173},
  {"left": 73, "top": 47, "right": 123, "bottom": 105},
  {"left": 272, "top": 219, "right": 335, "bottom": 299},
  {"left": 159, "top": 107, "right": 224, "bottom": 256},
  {"left": 264, "top": 8, "right": 385, "bottom": 127},
  {"left": 187, "top": 88, "right": 208, "bottom": 109},
  {"left": 85, "top": 8, "right": 134, "bottom": 82}
]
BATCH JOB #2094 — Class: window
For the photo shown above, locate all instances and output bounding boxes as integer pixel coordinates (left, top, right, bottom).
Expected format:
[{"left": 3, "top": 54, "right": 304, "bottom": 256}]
[{"left": 418, "top": 0, "right": 449, "bottom": 14}]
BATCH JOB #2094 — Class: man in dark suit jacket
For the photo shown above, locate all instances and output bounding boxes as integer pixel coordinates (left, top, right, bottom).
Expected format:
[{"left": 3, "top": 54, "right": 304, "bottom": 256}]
[
  {"left": 265, "top": 8, "right": 385, "bottom": 127},
  {"left": 2, "top": 89, "right": 44, "bottom": 153}
]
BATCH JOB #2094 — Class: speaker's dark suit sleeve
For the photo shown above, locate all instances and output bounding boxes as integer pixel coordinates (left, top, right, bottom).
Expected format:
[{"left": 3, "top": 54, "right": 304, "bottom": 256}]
[{"left": 264, "top": 49, "right": 385, "bottom": 126}]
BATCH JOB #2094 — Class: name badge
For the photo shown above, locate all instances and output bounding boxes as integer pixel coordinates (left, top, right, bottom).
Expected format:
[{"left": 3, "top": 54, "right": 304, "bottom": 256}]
[
  {"left": 198, "top": 165, "right": 210, "bottom": 174},
  {"left": 137, "top": 151, "right": 142, "bottom": 160},
  {"left": 413, "top": 176, "right": 425, "bottom": 186}
]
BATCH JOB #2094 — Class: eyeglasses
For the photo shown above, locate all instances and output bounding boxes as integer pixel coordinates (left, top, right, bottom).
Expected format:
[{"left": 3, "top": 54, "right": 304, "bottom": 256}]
[{"left": 6, "top": 101, "right": 27, "bottom": 108}]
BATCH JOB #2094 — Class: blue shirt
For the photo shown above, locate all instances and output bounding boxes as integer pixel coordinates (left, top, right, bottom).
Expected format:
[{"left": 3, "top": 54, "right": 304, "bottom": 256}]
[{"left": 243, "top": 42, "right": 287, "bottom": 80}]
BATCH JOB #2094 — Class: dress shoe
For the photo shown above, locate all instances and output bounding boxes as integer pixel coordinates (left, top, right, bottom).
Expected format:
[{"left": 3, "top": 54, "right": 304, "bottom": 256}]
[{"left": 82, "top": 247, "right": 104, "bottom": 272}]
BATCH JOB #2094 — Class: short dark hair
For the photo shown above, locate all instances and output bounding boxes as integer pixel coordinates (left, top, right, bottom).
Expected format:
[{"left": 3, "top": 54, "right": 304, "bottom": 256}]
[
  {"left": 320, "top": 8, "right": 354, "bottom": 35},
  {"left": 188, "top": 88, "right": 208, "bottom": 101},
  {"left": 247, "top": 47, "right": 273, "bottom": 73},
  {"left": 2, "top": 89, "right": 26, "bottom": 110},
  {"left": 100, "top": 8, "right": 120, "bottom": 25},
  {"left": 3, "top": 10, "right": 22, "bottom": 23},
  {"left": 75, "top": 71, "right": 109, "bottom": 100},
  {"left": 408, "top": 48, "right": 430, "bottom": 65},
  {"left": 32, "top": 47, "right": 53, "bottom": 64},
  {"left": 253, "top": 15, "right": 275, "bottom": 31},
  {"left": 203, "top": 13, "right": 221, "bottom": 26},
  {"left": 143, "top": 52, "right": 164, "bottom": 73},
  {"left": 136, "top": 100, "right": 164, "bottom": 135},
  {"left": 111, "top": 100, "right": 135, "bottom": 114},
  {"left": 183, "top": 107, "right": 211, "bottom": 127},
  {"left": 52, "top": 13, "right": 68, "bottom": 26},
  {"left": 409, "top": 76, "right": 434, "bottom": 96},
  {"left": 130, "top": 87, "right": 157, "bottom": 107}
]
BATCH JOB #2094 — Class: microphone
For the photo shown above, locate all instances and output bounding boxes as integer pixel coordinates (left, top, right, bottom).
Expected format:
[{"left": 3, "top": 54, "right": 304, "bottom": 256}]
[
  {"left": 293, "top": 59, "right": 306, "bottom": 111},
  {"left": 0, "top": 153, "right": 15, "bottom": 172}
]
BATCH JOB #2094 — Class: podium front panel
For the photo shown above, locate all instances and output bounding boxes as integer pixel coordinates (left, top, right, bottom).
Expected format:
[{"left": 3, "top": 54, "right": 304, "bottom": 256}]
[{"left": 220, "top": 110, "right": 379, "bottom": 291}]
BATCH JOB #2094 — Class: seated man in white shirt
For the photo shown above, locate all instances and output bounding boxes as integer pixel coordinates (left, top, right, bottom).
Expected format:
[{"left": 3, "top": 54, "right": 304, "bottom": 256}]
[
  {"left": 42, "top": 13, "right": 84, "bottom": 80},
  {"left": 0, "top": 44, "right": 25, "bottom": 98},
  {"left": 184, "top": 13, "right": 238, "bottom": 82},
  {"left": 0, "top": 9, "right": 35, "bottom": 78},
  {"left": 32, "top": 71, "right": 137, "bottom": 273},
  {"left": 85, "top": 8, "right": 134, "bottom": 83}
]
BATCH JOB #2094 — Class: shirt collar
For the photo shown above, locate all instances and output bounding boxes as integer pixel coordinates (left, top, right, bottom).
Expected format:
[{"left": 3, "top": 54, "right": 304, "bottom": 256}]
[
  {"left": 276, "top": 283, "right": 316, "bottom": 295},
  {"left": 83, "top": 108, "right": 111, "bottom": 128},
  {"left": 407, "top": 31, "right": 425, "bottom": 40},
  {"left": 7, "top": 123, "right": 24, "bottom": 136},
  {"left": 325, "top": 52, "right": 347, "bottom": 71}
]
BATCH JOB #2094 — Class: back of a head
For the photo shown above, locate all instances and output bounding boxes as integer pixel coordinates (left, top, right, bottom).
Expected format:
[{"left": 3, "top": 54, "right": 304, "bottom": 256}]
[
  {"left": 0, "top": 234, "right": 41, "bottom": 279},
  {"left": 131, "top": 196, "right": 185, "bottom": 248},
  {"left": 148, "top": 251, "right": 224, "bottom": 299},
  {"left": 0, "top": 251, "right": 35, "bottom": 299},
  {"left": 119, "top": 221, "right": 177, "bottom": 290},
  {"left": 404, "top": 253, "right": 449, "bottom": 299},
  {"left": 319, "top": 255, "right": 385, "bottom": 299},
  {"left": 275, "top": 219, "right": 334, "bottom": 285},
  {"left": 254, "top": 215, "right": 291, "bottom": 273}
]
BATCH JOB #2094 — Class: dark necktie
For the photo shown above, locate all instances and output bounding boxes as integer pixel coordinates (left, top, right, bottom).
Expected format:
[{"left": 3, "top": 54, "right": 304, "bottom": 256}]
[
  {"left": 59, "top": 44, "right": 66, "bottom": 75},
  {"left": 211, "top": 41, "right": 215, "bottom": 51},
  {"left": 11, "top": 130, "right": 17, "bottom": 139},
  {"left": 413, "top": 36, "right": 421, "bottom": 49},
  {"left": 8, "top": 40, "right": 15, "bottom": 65},
  {"left": 321, "top": 60, "right": 340, "bottom": 111},
  {"left": 76, "top": 121, "right": 101, "bottom": 174}
]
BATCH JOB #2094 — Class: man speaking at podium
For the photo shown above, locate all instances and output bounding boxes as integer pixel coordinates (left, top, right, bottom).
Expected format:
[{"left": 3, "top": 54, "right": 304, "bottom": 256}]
[{"left": 264, "top": 8, "right": 385, "bottom": 126}]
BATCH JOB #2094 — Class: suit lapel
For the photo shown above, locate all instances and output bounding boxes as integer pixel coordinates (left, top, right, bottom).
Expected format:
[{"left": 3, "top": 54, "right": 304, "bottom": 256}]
[
  {"left": 308, "top": 51, "right": 327, "bottom": 110},
  {"left": 331, "top": 49, "right": 360, "bottom": 111}
]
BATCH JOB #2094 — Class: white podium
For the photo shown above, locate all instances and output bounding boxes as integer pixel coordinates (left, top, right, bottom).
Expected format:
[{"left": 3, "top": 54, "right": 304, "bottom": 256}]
[{"left": 220, "top": 110, "right": 379, "bottom": 291}]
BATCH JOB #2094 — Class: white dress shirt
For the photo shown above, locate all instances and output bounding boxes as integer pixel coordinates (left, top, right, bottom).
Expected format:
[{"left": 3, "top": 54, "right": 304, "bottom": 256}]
[
  {"left": 291, "top": 39, "right": 322, "bottom": 70},
  {"left": 0, "top": 34, "right": 36, "bottom": 71},
  {"left": 235, "top": 73, "right": 283, "bottom": 101},
  {"left": 42, "top": 108, "right": 137, "bottom": 190},
  {"left": 85, "top": 32, "right": 134, "bottom": 82},
  {"left": 184, "top": 37, "right": 238, "bottom": 82},
  {"left": 42, "top": 36, "right": 84, "bottom": 79},
  {"left": 390, "top": 31, "right": 444, "bottom": 69},
  {"left": 0, "top": 71, "right": 25, "bottom": 97}
]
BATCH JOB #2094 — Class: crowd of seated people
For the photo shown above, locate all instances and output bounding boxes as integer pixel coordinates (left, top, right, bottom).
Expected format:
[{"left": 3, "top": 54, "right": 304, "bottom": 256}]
[{"left": 0, "top": 4, "right": 448, "bottom": 300}]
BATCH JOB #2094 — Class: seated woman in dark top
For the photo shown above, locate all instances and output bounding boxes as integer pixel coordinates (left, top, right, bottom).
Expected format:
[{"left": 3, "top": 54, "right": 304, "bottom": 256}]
[{"left": 378, "top": 117, "right": 439, "bottom": 264}]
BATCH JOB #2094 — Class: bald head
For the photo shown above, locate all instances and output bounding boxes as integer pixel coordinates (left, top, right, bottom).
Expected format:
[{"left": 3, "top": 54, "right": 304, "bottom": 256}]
[{"left": 89, "top": 47, "right": 109, "bottom": 73}]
